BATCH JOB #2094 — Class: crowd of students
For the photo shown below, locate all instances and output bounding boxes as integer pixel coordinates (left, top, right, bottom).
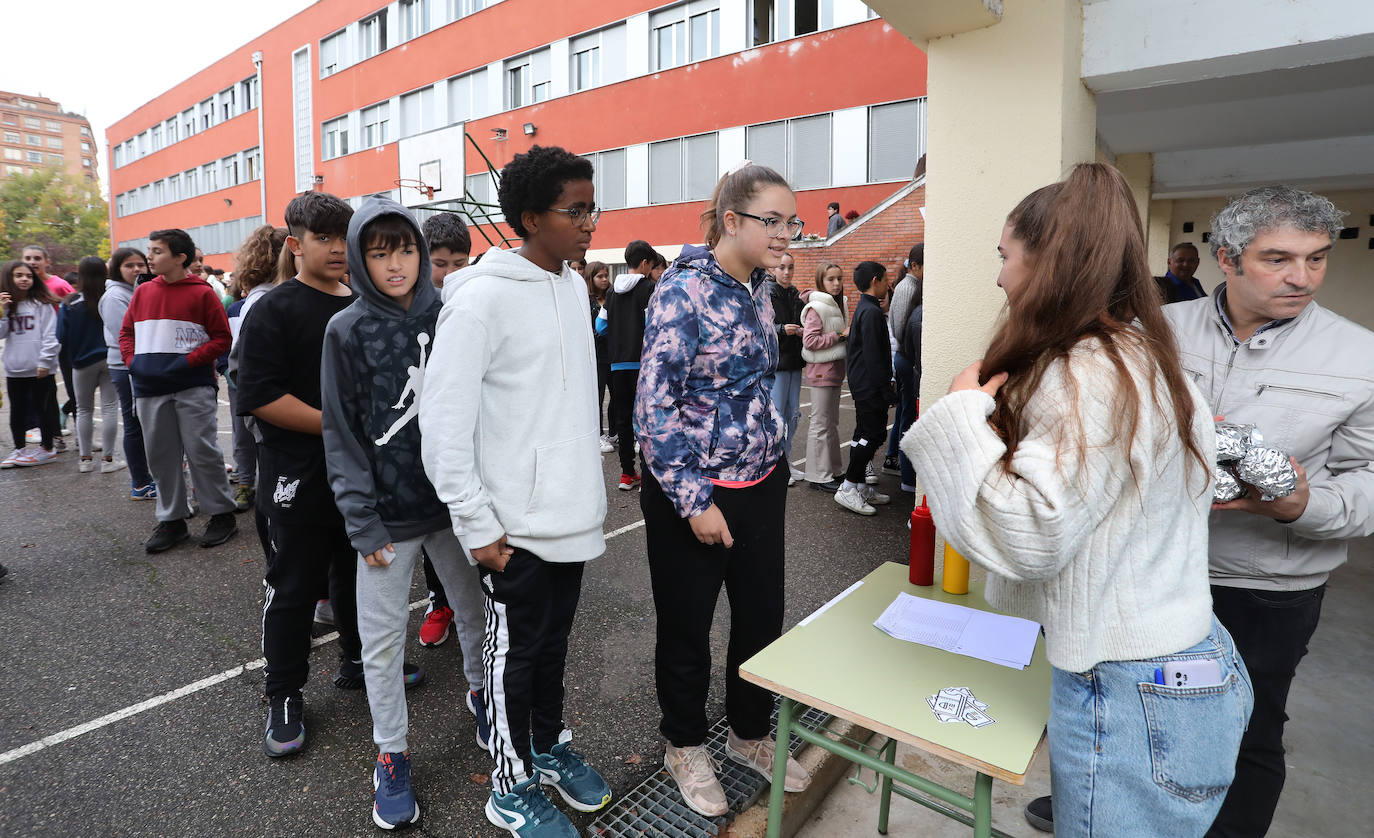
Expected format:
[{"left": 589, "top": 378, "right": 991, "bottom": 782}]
[{"left": 5, "top": 144, "right": 1369, "bottom": 838}]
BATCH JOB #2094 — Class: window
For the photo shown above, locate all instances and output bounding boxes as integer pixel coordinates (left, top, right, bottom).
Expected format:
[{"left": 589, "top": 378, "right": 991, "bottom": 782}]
[
  {"left": 649, "top": 140, "right": 683, "bottom": 204},
  {"left": 46, "top": 120, "right": 61, "bottom": 132},
  {"left": 746, "top": 121, "right": 787, "bottom": 176},
  {"left": 24, "top": 117, "right": 40, "bottom": 129},
  {"left": 47, "top": 154, "right": 63, "bottom": 165},
  {"left": 359, "top": 13, "right": 387, "bottom": 60},
  {"left": 320, "top": 30, "right": 346, "bottom": 77},
  {"left": 465, "top": 172, "right": 503, "bottom": 222},
  {"left": 1, "top": 114, "right": 16, "bottom": 125},
  {"left": 652, "top": 2, "right": 719, "bottom": 71},
  {"left": 6, "top": 165, "right": 23, "bottom": 175},
  {"left": 361, "top": 102, "right": 390, "bottom": 148},
  {"left": 2, "top": 148, "right": 19, "bottom": 161},
  {"left": 202, "top": 162, "right": 218, "bottom": 192},
  {"left": 244, "top": 147, "right": 261, "bottom": 181},
  {"left": 752, "top": 0, "right": 775, "bottom": 45},
  {"left": 788, "top": 113, "right": 830, "bottom": 188},
  {"left": 322, "top": 116, "right": 349, "bottom": 159},
  {"left": 184, "top": 168, "right": 199, "bottom": 197},
  {"left": 795, "top": 0, "right": 820, "bottom": 35},
  {"left": 223, "top": 155, "right": 240, "bottom": 187},
  {"left": 506, "top": 49, "right": 551, "bottom": 109},
  {"left": 80, "top": 126, "right": 90, "bottom": 137},
  {"left": 400, "top": 86, "right": 437, "bottom": 137},
  {"left": 868, "top": 99, "right": 923, "bottom": 182},
  {"left": 26, "top": 134, "right": 42, "bottom": 146},
  {"left": 447, "top": 70, "right": 488, "bottom": 123},
  {"left": 182, "top": 107, "right": 197, "bottom": 138},
  {"left": 112, "top": 144, "right": 123, "bottom": 168},
  {"left": 684, "top": 133, "right": 717, "bottom": 199},
  {"left": 26, "top": 150, "right": 43, "bottom": 163},
  {"left": 151, "top": 125, "right": 163, "bottom": 151},
  {"left": 165, "top": 118, "right": 177, "bottom": 145},
  {"left": 220, "top": 86, "right": 237, "bottom": 121},
  {"left": 241, "top": 76, "right": 259, "bottom": 111},
  {"left": 448, "top": 0, "right": 491, "bottom": 19},
  {"left": 3, "top": 131, "right": 18, "bottom": 143},
  {"left": 168, "top": 173, "right": 181, "bottom": 202},
  {"left": 592, "top": 148, "right": 627, "bottom": 210},
  {"left": 571, "top": 37, "right": 601, "bottom": 92},
  {"left": 200, "top": 98, "right": 215, "bottom": 130},
  {"left": 399, "top": 0, "right": 430, "bottom": 41},
  {"left": 649, "top": 133, "right": 717, "bottom": 204},
  {"left": 46, "top": 136, "right": 62, "bottom": 149},
  {"left": 153, "top": 180, "right": 165, "bottom": 205}
]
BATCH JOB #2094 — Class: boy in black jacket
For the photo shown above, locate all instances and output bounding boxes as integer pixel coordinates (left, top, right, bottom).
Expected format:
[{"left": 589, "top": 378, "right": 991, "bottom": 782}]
[
  {"left": 836, "top": 261, "right": 893, "bottom": 516},
  {"left": 600, "top": 239, "right": 658, "bottom": 490}
]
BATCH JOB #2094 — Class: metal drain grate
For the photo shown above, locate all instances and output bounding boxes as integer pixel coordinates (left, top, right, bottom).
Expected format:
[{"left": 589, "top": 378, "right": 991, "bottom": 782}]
[{"left": 589, "top": 701, "right": 830, "bottom": 838}]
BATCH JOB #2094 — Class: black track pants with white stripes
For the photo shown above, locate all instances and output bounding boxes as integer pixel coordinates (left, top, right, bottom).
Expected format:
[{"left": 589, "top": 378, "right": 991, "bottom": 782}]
[{"left": 478, "top": 548, "right": 585, "bottom": 795}]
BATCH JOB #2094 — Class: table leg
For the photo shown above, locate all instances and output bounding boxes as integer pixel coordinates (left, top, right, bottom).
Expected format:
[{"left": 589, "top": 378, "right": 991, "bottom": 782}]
[
  {"left": 877, "top": 737, "right": 896, "bottom": 834},
  {"left": 766, "top": 698, "right": 794, "bottom": 838},
  {"left": 973, "top": 772, "right": 993, "bottom": 838}
]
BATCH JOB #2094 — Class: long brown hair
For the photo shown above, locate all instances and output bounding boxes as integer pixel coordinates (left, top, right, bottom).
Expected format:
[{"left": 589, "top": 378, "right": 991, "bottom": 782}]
[
  {"left": 982, "top": 163, "right": 1207, "bottom": 483},
  {"left": 582, "top": 260, "right": 609, "bottom": 304}
]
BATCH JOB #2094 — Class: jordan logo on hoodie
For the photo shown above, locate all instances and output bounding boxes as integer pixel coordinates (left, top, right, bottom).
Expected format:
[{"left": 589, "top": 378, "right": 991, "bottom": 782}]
[{"left": 375, "top": 332, "right": 429, "bottom": 446}]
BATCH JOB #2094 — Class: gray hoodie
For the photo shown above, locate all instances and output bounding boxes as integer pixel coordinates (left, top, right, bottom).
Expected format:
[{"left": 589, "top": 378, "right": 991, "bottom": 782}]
[
  {"left": 98, "top": 279, "right": 134, "bottom": 370},
  {"left": 321, "top": 197, "right": 450, "bottom": 556}
]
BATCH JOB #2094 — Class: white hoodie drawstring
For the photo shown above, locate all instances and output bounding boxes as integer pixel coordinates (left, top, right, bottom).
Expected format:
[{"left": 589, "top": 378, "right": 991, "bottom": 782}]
[{"left": 549, "top": 272, "right": 568, "bottom": 390}]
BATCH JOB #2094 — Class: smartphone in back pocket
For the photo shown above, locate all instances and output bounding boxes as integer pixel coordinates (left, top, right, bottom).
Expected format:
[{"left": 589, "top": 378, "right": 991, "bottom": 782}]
[{"left": 1158, "top": 659, "right": 1225, "bottom": 688}]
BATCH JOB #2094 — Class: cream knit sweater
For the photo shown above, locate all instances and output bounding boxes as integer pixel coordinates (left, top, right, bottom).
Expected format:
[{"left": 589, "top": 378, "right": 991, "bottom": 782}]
[{"left": 902, "top": 338, "right": 1216, "bottom": 672}]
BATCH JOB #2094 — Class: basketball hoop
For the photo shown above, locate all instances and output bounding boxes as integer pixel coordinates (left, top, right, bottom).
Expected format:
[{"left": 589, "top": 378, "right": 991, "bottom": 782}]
[{"left": 395, "top": 178, "right": 435, "bottom": 200}]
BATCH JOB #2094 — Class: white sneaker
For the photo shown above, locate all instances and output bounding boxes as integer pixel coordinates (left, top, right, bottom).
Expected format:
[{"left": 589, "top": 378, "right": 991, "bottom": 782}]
[
  {"left": 101, "top": 458, "right": 127, "bottom": 474},
  {"left": 834, "top": 486, "right": 876, "bottom": 516},
  {"left": 864, "top": 462, "right": 879, "bottom": 485},
  {"left": 16, "top": 447, "right": 57, "bottom": 467},
  {"left": 725, "top": 729, "right": 812, "bottom": 793},
  {"left": 787, "top": 474, "right": 798, "bottom": 487},
  {"left": 79, "top": 458, "right": 96, "bottom": 473},
  {"left": 0, "top": 448, "right": 25, "bottom": 469},
  {"left": 599, "top": 435, "right": 615, "bottom": 454},
  {"left": 664, "top": 743, "right": 728, "bottom": 818},
  {"left": 863, "top": 486, "right": 891, "bottom": 506}
]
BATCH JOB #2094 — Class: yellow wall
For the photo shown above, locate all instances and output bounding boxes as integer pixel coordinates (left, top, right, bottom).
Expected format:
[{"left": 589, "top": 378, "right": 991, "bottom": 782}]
[{"left": 1165, "top": 188, "right": 1374, "bottom": 332}]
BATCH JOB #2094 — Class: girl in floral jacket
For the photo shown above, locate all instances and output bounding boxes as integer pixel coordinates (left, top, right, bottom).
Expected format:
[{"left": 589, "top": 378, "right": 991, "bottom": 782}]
[{"left": 635, "top": 162, "right": 811, "bottom": 818}]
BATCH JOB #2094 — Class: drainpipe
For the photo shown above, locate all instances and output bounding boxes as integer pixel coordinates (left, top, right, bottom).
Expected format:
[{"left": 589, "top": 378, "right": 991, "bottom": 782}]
[{"left": 252, "top": 51, "right": 267, "bottom": 225}]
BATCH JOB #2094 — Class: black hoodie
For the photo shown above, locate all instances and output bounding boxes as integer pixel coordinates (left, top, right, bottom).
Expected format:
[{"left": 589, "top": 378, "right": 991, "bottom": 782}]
[{"left": 321, "top": 198, "right": 450, "bottom": 556}]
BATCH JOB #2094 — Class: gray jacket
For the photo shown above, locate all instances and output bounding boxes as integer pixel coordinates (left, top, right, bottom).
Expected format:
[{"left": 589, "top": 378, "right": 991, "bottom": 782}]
[{"left": 1164, "top": 288, "right": 1374, "bottom": 590}]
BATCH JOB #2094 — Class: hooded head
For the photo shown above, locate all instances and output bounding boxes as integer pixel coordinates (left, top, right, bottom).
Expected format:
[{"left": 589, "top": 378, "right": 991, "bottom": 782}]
[{"left": 346, "top": 197, "right": 437, "bottom": 318}]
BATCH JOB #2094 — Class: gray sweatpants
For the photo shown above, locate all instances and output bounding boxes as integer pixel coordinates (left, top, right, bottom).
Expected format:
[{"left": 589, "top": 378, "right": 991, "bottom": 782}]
[
  {"left": 73, "top": 360, "right": 118, "bottom": 459},
  {"left": 357, "top": 527, "right": 486, "bottom": 753},
  {"left": 136, "top": 385, "right": 236, "bottom": 522}
]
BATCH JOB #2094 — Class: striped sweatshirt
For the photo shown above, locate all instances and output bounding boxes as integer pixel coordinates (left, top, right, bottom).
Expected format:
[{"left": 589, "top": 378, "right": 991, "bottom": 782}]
[{"left": 118, "top": 275, "right": 231, "bottom": 397}]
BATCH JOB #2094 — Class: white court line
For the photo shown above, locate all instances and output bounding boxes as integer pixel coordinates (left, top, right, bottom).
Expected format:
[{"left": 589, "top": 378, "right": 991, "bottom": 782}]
[
  {"left": 791, "top": 422, "right": 894, "bottom": 468},
  {"left": 0, "top": 524, "right": 644, "bottom": 767}
]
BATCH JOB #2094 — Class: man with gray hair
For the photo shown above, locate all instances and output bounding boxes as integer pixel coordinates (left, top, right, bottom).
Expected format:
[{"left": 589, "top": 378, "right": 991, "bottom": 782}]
[{"left": 1167, "top": 185, "right": 1374, "bottom": 836}]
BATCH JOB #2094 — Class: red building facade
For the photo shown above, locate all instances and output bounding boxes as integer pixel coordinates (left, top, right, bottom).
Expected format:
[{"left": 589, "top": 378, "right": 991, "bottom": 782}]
[{"left": 108, "top": 0, "right": 927, "bottom": 270}]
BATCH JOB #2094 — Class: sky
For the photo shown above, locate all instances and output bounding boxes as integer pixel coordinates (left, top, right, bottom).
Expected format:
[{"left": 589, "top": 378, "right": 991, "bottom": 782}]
[{"left": 2, "top": 0, "right": 318, "bottom": 199}]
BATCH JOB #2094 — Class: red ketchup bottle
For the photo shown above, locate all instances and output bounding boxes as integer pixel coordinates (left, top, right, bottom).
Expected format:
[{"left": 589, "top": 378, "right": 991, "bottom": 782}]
[{"left": 909, "top": 496, "right": 936, "bottom": 586}]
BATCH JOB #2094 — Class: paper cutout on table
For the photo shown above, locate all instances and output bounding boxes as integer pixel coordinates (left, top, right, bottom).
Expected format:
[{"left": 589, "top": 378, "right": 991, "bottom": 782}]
[
  {"left": 873, "top": 592, "right": 1040, "bottom": 669},
  {"left": 798, "top": 580, "right": 864, "bottom": 627},
  {"left": 927, "top": 686, "right": 996, "bottom": 727}
]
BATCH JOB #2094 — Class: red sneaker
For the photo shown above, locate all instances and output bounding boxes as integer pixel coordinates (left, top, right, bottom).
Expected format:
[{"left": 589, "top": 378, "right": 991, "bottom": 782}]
[
  {"left": 419, "top": 605, "right": 454, "bottom": 646},
  {"left": 618, "top": 472, "right": 641, "bottom": 491}
]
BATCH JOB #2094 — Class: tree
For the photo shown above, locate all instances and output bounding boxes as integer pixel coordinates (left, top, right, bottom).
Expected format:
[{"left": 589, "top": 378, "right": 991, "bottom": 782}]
[{"left": 0, "top": 168, "right": 110, "bottom": 273}]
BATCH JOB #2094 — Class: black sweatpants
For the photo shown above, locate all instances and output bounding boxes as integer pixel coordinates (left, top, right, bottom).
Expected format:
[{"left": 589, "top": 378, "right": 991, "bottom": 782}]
[
  {"left": 257, "top": 445, "right": 361, "bottom": 698},
  {"left": 642, "top": 458, "right": 787, "bottom": 747},
  {"left": 7, "top": 376, "right": 58, "bottom": 450},
  {"left": 479, "top": 548, "right": 585, "bottom": 794},
  {"left": 610, "top": 369, "right": 639, "bottom": 475},
  {"left": 422, "top": 550, "right": 449, "bottom": 611},
  {"left": 844, "top": 394, "right": 890, "bottom": 484}
]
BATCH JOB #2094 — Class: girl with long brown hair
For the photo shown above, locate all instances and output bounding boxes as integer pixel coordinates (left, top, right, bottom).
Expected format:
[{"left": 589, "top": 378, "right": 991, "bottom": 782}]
[{"left": 903, "top": 163, "right": 1252, "bottom": 835}]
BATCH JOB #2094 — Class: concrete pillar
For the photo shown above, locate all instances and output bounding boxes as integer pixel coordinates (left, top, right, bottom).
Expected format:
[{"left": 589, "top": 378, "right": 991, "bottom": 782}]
[
  {"left": 1147, "top": 198, "right": 1175, "bottom": 277},
  {"left": 1116, "top": 152, "right": 1153, "bottom": 234},
  {"left": 919, "top": 0, "right": 1097, "bottom": 454}
]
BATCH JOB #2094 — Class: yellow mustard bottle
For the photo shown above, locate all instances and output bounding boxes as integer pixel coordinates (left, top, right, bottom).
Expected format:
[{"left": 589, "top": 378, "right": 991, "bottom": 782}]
[{"left": 942, "top": 543, "right": 970, "bottom": 595}]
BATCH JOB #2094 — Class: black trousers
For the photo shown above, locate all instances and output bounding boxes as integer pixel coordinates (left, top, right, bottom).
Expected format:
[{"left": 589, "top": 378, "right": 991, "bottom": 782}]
[
  {"left": 479, "top": 548, "right": 585, "bottom": 794},
  {"left": 1206, "top": 583, "right": 1326, "bottom": 838},
  {"left": 844, "top": 394, "right": 890, "bottom": 484},
  {"left": 610, "top": 369, "right": 639, "bottom": 474},
  {"left": 597, "top": 359, "right": 616, "bottom": 436},
  {"left": 422, "top": 551, "right": 449, "bottom": 610},
  {"left": 257, "top": 446, "right": 361, "bottom": 698},
  {"left": 7, "top": 376, "right": 58, "bottom": 450},
  {"left": 642, "top": 458, "right": 787, "bottom": 747},
  {"left": 58, "top": 347, "right": 76, "bottom": 416}
]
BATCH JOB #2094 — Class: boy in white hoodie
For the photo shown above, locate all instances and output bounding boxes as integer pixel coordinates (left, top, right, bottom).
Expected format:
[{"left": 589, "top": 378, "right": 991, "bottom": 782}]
[{"left": 420, "top": 146, "right": 611, "bottom": 838}]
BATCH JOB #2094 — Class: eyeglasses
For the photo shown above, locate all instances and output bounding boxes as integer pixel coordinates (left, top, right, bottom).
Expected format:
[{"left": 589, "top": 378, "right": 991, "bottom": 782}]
[
  {"left": 736, "top": 211, "right": 804, "bottom": 239},
  {"left": 547, "top": 205, "right": 602, "bottom": 227}
]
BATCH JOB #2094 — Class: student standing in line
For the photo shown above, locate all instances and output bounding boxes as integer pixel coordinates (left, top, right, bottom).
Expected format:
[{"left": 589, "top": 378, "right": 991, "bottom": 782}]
[
  {"left": 118, "top": 229, "right": 238, "bottom": 552},
  {"left": 903, "top": 163, "right": 1251, "bottom": 837},
  {"left": 0, "top": 260, "right": 60, "bottom": 467},
  {"left": 583, "top": 261, "right": 616, "bottom": 453},
  {"left": 420, "top": 145, "right": 612, "bottom": 838},
  {"left": 766, "top": 251, "right": 805, "bottom": 486},
  {"left": 58, "top": 257, "right": 123, "bottom": 474},
  {"left": 601, "top": 239, "right": 660, "bottom": 490},
  {"left": 834, "top": 261, "right": 893, "bottom": 516},
  {"left": 323, "top": 197, "right": 489, "bottom": 829},
  {"left": 22, "top": 245, "right": 75, "bottom": 439},
  {"left": 226, "top": 225, "right": 286, "bottom": 513},
  {"left": 801, "top": 261, "right": 847, "bottom": 492},
  {"left": 884, "top": 244, "right": 923, "bottom": 491},
  {"left": 101, "top": 248, "right": 156, "bottom": 499},
  {"left": 636, "top": 162, "right": 812, "bottom": 818}
]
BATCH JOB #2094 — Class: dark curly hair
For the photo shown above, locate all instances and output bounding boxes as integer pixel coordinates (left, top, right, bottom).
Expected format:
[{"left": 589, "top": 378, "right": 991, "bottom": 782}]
[{"left": 497, "top": 145, "right": 595, "bottom": 238}]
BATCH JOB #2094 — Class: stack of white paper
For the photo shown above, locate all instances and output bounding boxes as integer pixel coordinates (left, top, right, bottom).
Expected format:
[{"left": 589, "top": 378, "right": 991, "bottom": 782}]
[{"left": 873, "top": 593, "right": 1040, "bottom": 669}]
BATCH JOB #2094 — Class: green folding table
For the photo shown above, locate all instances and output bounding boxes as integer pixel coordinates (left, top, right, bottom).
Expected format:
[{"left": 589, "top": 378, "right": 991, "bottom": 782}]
[{"left": 739, "top": 562, "right": 1050, "bottom": 838}]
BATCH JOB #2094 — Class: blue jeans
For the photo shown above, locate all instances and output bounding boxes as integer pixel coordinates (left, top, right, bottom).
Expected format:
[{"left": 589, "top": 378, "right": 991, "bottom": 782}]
[
  {"left": 890, "top": 351, "right": 918, "bottom": 486},
  {"left": 1049, "top": 617, "right": 1253, "bottom": 837},
  {"left": 770, "top": 369, "right": 802, "bottom": 470},
  {"left": 110, "top": 368, "right": 154, "bottom": 490}
]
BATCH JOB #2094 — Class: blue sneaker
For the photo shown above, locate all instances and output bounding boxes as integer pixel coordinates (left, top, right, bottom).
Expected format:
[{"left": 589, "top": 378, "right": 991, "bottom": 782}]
[
  {"left": 130, "top": 483, "right": 158, "bottom": 501},
  {"left": 466, "top": 688, "right": 491, "bottom": 750},
  {"left": 372, "top": 751, "right": 420, "bottom": 830},
  {"left": 531, "top": 733, "right": 612, "bottom": 813},
  {"left": 485, "top": 776, "right": 577, "bottom": 837}
]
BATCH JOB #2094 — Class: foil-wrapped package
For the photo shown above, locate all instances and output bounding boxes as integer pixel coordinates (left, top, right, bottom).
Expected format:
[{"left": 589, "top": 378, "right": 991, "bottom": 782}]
[
  {"left": 1215, "top": 423, "right": 1263, "bottom": 462},
  {"left": 1214, "top": 465, "right": 1246, "bottom": 503},
  {"left": 1236, "top": 446, "right": 1298, "bottom": 500}
]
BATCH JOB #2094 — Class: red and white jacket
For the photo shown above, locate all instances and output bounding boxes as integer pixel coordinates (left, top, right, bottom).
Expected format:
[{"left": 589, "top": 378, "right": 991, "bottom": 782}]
[{"left": 118, "top": 275, "right": 230, "bottom": 397}]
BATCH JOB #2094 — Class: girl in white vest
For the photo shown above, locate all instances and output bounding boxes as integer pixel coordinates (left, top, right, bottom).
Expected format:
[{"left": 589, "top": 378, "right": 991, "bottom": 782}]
[{"left": 800, "top": 262, "right": 847, "bottom": 491}]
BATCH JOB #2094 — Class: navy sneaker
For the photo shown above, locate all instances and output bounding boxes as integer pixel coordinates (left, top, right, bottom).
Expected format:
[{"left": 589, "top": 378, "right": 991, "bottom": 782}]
[
  {"left": 485, "top": 776, "right": 577, "bottom": 838},
  {"left": 335, "top": 660, "right": 426, "bottom": 690},
  {"left": 263, "top": 692, "right": 305, "bottom": 757},
  {"left": 531, "top": 733, "right": 612, "bottom": 813},
  {"left": 372, "top": 751, "right": 420, "bottom": 830},
  {"left": 467, "top": 688, "right": 491, "bottom": 751}
]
